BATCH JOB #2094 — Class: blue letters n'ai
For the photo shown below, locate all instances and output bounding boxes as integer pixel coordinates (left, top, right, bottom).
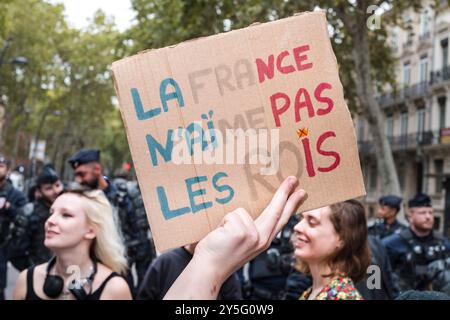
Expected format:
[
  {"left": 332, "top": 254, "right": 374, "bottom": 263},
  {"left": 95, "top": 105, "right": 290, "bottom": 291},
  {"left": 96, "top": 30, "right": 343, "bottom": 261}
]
[{"left": 146, "top": 130, "right": 174, "bottom": 166}]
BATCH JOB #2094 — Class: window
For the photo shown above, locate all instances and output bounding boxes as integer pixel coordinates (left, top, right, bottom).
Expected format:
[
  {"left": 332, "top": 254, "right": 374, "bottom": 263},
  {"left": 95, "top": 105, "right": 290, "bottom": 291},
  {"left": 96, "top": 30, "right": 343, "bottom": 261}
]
[
  {"left": 390, "top": 27, "right": 399, "bottom": 50},
  {"left": 386, "top": 114, "right": 394, "bottom": 139},
  {"left": 406, "top": 18, "right": 414, "bottom": 44},
  {"left": 420, "top": 55, "right": 428, "bottom": 83},
  {"left": 417, "top": 108, "right": 425, "bottom": 133},
  {"left": 403, "top": 62, "right": 411, "bottom": 86},
  {"left": 417, "top": 108, "right": 426, "bottom": 142},
  {"left": 441, "top": 38, "right": 448, "bottom": 69},
  {"left": 420, "top": 8, "right": 430, "bottom": 36},
  {"left": 434, "top": 216, "right": 441, "bottom": 231},
  {"left": 400, "top": 111, "right": 408, "bottom": 136},
  {"left": 435, "top": 159, "right": 444, "bottom": 194},
  {"left": 438, "top": 96, "right": 447, "bottom": 130}
]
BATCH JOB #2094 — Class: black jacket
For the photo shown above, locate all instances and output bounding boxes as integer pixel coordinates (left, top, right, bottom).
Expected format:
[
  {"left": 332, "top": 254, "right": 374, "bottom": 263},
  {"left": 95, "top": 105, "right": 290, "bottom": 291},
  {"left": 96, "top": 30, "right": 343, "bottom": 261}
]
[
  {"left": 356, "top": 235, "right": 399, "bottom": 299},
  {"left": 0, "top": 180, "right": 27, "bottom": 246},
  {"left": 137, "top": 247, "right": 242, "bottom": 300}
]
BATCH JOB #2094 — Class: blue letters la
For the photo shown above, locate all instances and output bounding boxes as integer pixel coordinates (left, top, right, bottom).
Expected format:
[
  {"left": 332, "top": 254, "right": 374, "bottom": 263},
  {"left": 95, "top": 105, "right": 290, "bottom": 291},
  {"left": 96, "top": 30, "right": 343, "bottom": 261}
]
[{"left": 131, "top": 88, "right": 161, "bottom": 120}]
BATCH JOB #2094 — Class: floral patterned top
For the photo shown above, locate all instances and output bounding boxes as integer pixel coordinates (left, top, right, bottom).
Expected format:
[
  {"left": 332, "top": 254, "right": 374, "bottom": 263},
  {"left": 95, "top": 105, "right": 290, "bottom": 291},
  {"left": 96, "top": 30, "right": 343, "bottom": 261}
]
[{"left": 299, "top": 276, "right": 363, "bottom": 300}]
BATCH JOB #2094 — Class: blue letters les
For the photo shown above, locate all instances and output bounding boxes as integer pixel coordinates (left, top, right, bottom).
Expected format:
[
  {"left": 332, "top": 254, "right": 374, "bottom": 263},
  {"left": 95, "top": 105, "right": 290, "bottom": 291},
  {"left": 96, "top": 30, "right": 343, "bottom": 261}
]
[{"left": 157, "top": 171, "right": 235, "bottom": 220}]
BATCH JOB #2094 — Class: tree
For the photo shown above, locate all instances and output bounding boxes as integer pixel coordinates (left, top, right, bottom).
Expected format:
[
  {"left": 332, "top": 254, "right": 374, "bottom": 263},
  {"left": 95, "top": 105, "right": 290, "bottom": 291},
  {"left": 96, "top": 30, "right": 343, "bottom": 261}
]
[
  {"left": 0, "top": 1, "right": 130, "bottom": 178},
  {"left": 0, "top": 0, "right": 68, "bottom": 155},
  {"left": 125, "top": 0, "right": 405, "bottom": 195}
]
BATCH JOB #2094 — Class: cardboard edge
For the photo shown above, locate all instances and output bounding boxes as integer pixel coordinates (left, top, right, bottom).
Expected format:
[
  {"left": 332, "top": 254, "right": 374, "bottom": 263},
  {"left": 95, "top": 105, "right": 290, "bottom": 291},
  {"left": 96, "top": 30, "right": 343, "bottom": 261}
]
[{"left": 110, "top": 65, "right": 164, "bottom": 247}]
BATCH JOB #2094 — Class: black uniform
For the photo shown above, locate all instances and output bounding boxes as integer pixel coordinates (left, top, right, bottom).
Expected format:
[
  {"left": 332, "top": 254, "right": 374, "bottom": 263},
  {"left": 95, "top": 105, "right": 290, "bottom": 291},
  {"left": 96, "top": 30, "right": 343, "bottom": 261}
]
[
  {"left": 136, "top": 247, "right": 242, "bottom": 300},
  {"left": 283, "top": 269, "right": 312, "bottom": 300},
  {"left": 355, "top": 235, "right": 399, "bottom": 299},
  {"left": 103, "top": 178, "right": 155, "bottom": 292},
  {"left": 369, "top": 195, "right": 407, "bottom": 240},
  {"left": 8, "top": 164, "right": 60, "bottom": 271},
  {"left": 368, "top": 219, "right": 408, "bottom": 239},
  {"left": 8, "top": 199, "right": 52, "bottom": 271},
  {"left": 383, "top": 228, "right": 450, "bottom": 293},
  {"left": 0, "top": 179, "right": 27, "bottom": 299}
]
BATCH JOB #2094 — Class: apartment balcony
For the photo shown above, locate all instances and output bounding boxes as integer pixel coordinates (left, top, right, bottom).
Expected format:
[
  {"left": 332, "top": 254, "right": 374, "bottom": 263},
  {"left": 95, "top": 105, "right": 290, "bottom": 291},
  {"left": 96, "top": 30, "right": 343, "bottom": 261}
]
[
  {"left": 418, "top": 31, "right": 432, "bottom": 49},
  {"left": 404, "top": 82, "right": 428, "bottom": 100},
  {"left": 430, "top": 66, "right": 450, "bottom": 86},
  {"left": 378, "top": 82, "right": 428, "bottom": 108},
  {"left": 358, "top": 130, "right": 435, "bottom": 155},
  {"left": 389, "top": 131, "right": 434, "bottom": 151},
  {"left": 402, "top": 39, "right": 414, "bottom": 56},
  {"left": 378, "top": 91, "right": 395, "bottom": 108}
]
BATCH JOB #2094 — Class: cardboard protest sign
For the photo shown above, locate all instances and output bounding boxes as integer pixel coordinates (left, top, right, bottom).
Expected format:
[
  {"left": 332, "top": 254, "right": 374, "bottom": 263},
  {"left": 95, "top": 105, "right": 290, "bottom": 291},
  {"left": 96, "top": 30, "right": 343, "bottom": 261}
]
[{"left": 112, "top": 11, "right": 366, "bottom": 252}]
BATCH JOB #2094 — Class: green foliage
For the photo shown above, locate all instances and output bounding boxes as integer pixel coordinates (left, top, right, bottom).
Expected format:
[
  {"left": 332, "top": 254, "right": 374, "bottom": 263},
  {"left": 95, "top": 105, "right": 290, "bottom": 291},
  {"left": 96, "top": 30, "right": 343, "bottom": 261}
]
[
  {"left": 0, "top": 1, "right": 130, "bottom": 177},
  {"left": 124, "top": 0, "right": 400, "bottom": 112}
]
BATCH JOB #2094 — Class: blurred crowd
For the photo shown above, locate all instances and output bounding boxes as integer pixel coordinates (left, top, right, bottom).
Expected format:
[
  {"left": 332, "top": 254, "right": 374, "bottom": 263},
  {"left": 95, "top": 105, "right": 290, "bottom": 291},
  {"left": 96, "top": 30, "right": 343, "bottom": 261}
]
[{"left": 0, "top": 150, "right": 449, "bottom": 300}]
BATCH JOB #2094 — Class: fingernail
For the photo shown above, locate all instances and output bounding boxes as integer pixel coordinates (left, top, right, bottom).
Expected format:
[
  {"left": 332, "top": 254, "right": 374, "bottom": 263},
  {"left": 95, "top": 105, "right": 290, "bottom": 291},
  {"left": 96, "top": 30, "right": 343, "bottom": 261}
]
[
  {"left": 301, "top": 190, "right": 308, "bottom": 201},
  {"left": 289, "top": 176, "right": 297, "bottom": 184}
]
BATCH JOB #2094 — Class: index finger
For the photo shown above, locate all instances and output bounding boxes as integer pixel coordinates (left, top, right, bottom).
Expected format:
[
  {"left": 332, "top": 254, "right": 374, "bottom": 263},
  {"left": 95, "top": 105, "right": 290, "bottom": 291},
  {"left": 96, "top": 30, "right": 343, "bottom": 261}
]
[{"left": 254, "top": 176, "right": 298, "bottom": 240}]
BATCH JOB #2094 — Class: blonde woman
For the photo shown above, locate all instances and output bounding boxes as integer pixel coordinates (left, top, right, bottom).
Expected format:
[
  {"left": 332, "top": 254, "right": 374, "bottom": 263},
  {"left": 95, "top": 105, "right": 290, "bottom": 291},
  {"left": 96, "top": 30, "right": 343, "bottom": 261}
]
[{"left": 13, "top": 187, "right": 132, "bottom": 300}]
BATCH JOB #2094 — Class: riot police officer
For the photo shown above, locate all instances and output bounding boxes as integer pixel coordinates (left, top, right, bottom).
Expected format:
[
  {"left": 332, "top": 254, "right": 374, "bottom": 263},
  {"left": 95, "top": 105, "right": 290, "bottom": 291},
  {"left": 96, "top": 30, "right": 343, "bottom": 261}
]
[
  {"left": 369, "top": 195, "right": 407, "bottom": 239},
  {"left": 0, "top": 154, "right": 27, "bottom": 299},
  {"left": 112, "top": 176, "right": 156, "bottom": 289},
  {"left": 8, "top": 165, "right": 63, "bottom": 271},
  {"left": 383, "top": 193, "right": 450, "bottom": 294},
  {"left": 67, "top": 149, "right": 155, "bottom": 294}
]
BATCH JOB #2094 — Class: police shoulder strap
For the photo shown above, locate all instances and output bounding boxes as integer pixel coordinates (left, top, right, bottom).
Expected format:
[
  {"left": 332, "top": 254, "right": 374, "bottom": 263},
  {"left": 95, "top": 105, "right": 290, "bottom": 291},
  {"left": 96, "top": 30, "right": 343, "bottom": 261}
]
[{"left": 398, "top": 228, "right": 417, "bottom": 250}]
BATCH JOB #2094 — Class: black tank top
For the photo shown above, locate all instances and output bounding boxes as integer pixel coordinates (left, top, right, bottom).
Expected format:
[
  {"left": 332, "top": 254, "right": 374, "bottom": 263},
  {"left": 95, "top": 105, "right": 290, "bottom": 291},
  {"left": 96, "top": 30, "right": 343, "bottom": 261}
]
[{"left": 25, "top": 265, "right": 121, "bottom": 300}]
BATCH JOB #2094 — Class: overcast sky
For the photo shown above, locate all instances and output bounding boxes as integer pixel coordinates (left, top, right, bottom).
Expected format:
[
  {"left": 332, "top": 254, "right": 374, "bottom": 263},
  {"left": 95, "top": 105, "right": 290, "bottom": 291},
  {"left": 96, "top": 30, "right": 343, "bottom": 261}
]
[{"left": 48, "top": 0, "right": 135, "bottom": 31}]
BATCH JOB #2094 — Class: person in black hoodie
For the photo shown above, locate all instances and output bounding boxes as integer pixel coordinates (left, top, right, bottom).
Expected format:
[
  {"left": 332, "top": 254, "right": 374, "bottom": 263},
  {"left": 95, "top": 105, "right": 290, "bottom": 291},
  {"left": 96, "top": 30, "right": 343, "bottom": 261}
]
[{"left": 137, "top": 242, "right": 242, "bottom": 300}]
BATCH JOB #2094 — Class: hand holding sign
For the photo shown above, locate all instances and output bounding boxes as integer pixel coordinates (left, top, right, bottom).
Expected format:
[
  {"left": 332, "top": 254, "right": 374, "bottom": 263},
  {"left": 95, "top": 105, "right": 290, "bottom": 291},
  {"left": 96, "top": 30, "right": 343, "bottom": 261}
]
[{"left": 164, "top": 176, "right": 306, "bottom": 300}]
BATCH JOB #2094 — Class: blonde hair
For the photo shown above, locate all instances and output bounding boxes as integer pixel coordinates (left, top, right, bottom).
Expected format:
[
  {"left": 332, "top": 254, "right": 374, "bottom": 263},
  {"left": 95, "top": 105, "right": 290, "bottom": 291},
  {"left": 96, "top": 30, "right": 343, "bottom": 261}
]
[{"left": 68, "top": 189, "right": 128, "bottom": 275}]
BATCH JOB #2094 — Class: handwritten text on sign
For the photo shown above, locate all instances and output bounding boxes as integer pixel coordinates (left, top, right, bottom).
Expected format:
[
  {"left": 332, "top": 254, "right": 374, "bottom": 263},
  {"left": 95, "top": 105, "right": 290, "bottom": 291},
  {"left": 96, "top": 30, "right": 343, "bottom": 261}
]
[{"left": 129, "top": 44, "right": 341, "bottom": 221}]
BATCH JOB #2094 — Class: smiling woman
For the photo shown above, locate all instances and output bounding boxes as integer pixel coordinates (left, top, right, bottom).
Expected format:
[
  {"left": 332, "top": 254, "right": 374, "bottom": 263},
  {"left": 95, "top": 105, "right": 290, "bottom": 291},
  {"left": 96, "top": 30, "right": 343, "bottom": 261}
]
[
  {"left": 13, "top": 188, "right": 132, "bottom": 300},
  {"left": 293, "top": 200, "right": 371, "bottom": 300}
]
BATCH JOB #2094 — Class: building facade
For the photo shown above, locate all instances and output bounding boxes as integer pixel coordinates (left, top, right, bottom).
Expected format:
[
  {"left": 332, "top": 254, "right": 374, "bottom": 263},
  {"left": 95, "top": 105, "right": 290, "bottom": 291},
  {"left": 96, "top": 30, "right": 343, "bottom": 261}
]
[{"left": 354, "top": 1, "right": 450, "bottom": 236}]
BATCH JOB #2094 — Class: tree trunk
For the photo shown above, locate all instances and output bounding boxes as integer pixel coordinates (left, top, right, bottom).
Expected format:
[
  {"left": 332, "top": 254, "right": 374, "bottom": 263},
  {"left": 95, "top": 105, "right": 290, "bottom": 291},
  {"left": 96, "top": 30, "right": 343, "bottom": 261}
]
[
  {"left": 0, "top": 93, "right": 28, "bottom": 153},
  {"left": 349, "top": 20, "right": 402, "bottom": 210}
]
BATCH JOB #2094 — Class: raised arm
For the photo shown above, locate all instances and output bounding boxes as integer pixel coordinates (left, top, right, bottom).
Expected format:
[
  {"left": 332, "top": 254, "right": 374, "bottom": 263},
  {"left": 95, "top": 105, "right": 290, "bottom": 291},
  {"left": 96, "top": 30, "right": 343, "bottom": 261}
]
[{"left": 164, "top": 176, "right": 306, "bottom": 300}]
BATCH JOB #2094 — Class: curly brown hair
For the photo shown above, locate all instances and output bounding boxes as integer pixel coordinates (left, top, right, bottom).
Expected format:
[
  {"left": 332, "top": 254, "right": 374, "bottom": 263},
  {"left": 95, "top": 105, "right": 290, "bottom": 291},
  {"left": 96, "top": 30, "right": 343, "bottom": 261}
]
[{"left": 296, "top": 199, "right": 371, "bottom": 283}]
